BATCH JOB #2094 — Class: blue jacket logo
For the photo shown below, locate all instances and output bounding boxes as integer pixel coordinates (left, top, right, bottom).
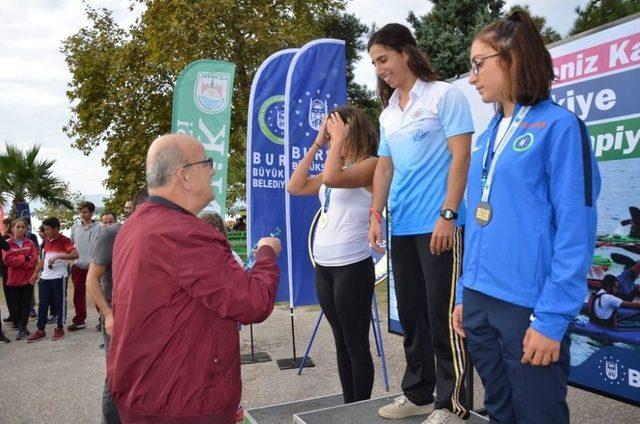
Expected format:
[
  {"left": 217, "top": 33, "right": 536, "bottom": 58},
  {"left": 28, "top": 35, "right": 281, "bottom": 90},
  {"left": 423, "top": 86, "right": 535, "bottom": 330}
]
[{"left": 513, "top": 132, "right": 534, "bottom": 152}]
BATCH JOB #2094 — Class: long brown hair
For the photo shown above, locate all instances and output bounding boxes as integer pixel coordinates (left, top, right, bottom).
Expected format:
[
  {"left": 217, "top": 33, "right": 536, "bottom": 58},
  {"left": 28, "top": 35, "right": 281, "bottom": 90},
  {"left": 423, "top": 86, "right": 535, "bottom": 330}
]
[
  {"left": 367, "top": 23, "right": 439, "bottom": 107},
  {"left": 474, "top": 11, "right": 554, "bottom": 108},
  {"left": 331, "top": 105, "right": 378, "bottom": 165}
]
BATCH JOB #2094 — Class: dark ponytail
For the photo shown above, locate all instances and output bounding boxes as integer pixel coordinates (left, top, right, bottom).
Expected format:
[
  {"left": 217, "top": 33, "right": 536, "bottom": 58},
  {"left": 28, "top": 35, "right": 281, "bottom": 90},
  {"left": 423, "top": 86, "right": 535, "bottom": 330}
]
[
  {"left": 474, "top": 10, "right": 554, "bottom": 107},
  {"left": 367, "top": 23, "right": 439, "bottom": 107}
]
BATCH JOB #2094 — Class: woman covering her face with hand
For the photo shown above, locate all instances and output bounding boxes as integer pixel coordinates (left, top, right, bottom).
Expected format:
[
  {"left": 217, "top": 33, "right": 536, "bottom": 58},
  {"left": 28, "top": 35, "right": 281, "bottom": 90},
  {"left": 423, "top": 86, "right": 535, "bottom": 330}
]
[
  {"left": 452, "top": 11, "right": 600, "bottom": 424},
  {"left": 287, "top": 105, "right": 378, "bottom": 404}
]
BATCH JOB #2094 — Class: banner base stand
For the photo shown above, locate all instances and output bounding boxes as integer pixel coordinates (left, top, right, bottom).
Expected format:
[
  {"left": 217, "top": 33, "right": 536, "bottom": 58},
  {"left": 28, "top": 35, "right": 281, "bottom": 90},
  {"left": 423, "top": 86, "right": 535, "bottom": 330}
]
[
  {"left": 277, "top": 357, "right": 315, "bottom": 370},
  {"left": 241, "top": 352, "right": 272, "bottom": 364}
]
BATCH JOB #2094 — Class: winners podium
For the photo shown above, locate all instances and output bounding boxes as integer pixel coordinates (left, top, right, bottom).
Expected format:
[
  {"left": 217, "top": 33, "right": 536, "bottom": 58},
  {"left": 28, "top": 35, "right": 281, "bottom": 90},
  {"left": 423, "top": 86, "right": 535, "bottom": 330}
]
[{"left": 245, "top": 393, "right": 489, "bottom": 424}]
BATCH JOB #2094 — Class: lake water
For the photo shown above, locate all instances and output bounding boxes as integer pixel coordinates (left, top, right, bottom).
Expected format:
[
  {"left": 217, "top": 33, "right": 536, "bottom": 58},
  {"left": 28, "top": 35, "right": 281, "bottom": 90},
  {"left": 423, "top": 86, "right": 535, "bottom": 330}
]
[{"left": 597, "top": 157, "right": 640, "bottom": 235}]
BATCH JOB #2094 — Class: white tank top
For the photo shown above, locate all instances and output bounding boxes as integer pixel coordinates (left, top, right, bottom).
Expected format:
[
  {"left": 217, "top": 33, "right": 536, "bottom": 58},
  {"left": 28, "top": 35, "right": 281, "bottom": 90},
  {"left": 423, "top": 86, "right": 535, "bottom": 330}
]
[{"left": 313, "top": 184, "right": 372, "bottom": 267}]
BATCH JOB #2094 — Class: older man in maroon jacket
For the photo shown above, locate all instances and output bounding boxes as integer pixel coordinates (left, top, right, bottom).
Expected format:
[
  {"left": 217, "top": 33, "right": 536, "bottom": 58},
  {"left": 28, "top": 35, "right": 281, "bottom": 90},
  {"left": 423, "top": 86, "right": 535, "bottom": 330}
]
[{"left": 108, "top": 134, "right": 281, "bottom": 424}]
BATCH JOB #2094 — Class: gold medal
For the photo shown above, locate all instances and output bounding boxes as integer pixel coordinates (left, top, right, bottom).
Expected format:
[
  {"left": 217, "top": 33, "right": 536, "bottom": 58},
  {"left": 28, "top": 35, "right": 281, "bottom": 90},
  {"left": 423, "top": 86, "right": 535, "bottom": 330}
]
[
  {"left": 475, "top": 201, "right": 492, "bottom": 227},
  {"left": 318, "top": 213, "right": 329, "bottom": 229}
]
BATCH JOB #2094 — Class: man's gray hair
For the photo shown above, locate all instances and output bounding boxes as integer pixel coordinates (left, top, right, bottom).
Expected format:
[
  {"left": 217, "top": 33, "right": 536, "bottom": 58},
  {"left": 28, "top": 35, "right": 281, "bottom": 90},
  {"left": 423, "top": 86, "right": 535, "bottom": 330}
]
[{"left": 146, "top": 144, "right": 186, "bottom": 189}]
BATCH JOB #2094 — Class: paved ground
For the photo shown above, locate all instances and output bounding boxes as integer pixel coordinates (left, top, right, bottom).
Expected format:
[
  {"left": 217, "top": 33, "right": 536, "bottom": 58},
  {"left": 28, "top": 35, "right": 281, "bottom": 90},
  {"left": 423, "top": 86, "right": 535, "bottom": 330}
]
[{"left": 0, "top": 288, "right": 638, "bottom": 423}]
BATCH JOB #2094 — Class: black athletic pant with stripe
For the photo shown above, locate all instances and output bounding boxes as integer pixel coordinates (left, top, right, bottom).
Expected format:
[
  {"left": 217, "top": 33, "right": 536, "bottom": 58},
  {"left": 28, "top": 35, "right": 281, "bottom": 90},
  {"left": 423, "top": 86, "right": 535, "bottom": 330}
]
[{"left": 391, "top": 227, "right": 470, "bottom": 418}]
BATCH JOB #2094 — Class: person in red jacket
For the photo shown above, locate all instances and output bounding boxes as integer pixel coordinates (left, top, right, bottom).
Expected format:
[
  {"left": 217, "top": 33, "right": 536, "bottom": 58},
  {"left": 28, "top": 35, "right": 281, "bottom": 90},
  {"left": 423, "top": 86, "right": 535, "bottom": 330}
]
[
  {"left": 108, "top": 134, "right": 281, "bottom": 424},
  {"left": 0, "top": 233, "right": 9, "bottom": 343},
  {"left": 2, "top": 218, "right": 38, "bottom": 340}
]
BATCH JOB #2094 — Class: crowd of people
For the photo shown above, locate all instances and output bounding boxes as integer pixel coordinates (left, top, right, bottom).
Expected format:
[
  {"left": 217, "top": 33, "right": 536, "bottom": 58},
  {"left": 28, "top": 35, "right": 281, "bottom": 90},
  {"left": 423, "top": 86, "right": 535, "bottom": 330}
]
[
  {"left": 0, "top": 203, "right": 127, "bottom": 343},
  {"left": 0, "top": 10, "right": 619, "bottom": 424}
]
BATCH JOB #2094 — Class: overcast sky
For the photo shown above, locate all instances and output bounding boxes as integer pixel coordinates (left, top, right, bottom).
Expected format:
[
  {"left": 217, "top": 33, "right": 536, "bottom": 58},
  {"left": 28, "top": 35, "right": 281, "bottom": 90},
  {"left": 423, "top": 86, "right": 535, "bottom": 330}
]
[{"left": 0, "top": 0, "right": 589, "bottom": 199}]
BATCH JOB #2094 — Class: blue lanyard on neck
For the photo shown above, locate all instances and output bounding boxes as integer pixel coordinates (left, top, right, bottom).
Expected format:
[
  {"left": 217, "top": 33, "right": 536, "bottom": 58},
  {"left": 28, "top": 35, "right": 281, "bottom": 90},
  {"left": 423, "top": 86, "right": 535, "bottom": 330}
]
[
  {"left": 481, "top": 115, "right": 504, "bottom": 188},
  {"left": 481, "top": 103, "right": 524, "bottom": 189},
  {"left": 323, "top": 186, "right": 332, "bottom": 214}
]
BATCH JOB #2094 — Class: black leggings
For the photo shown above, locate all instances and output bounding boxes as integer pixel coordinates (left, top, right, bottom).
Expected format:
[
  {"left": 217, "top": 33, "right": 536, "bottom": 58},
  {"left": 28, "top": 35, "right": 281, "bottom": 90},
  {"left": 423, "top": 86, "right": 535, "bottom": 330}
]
[
  {"left": 8, "top": 285, "right": 34, "bottom": 329},
  {"left": 315, "top": 256, "right": 375, "bottom": 403}
]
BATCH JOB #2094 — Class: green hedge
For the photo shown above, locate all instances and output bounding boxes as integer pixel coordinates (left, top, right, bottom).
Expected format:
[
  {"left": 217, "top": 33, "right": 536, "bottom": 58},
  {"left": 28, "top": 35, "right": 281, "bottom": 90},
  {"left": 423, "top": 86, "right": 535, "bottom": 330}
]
[{"left": 228, "top": 230, "right": 247, "bottom": 257}]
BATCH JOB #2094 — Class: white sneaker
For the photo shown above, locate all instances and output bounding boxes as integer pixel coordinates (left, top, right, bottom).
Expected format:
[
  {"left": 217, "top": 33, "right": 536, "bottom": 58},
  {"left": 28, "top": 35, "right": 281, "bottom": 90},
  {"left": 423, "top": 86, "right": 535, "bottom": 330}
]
[
  {"left": 378, "top": 395, "right": 434, "bottom": 419},
  {"left": 421, "top": 409, "right": 465, "bottom": 424}
]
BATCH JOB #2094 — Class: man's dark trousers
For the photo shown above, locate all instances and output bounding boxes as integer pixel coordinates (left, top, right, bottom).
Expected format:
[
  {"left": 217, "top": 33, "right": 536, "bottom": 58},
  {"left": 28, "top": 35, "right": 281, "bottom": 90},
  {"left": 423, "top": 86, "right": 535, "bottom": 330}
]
[{"left": 36, "top": 278, "right": 65, "bottom": 329}]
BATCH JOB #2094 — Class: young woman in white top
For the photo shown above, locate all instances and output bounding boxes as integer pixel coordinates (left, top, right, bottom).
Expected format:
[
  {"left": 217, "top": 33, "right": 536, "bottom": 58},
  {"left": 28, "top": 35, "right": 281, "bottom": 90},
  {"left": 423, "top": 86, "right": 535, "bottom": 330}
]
[{"left": 287, "top": 105, "right": 378, "bottom": 403}]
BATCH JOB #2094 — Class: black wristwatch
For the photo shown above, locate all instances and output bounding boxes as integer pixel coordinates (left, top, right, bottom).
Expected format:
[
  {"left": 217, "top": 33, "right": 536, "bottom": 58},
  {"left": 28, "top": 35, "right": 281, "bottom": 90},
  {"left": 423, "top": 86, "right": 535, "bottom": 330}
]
[{"left": 440, "top": 209, "right": 458, "bottom": 220}]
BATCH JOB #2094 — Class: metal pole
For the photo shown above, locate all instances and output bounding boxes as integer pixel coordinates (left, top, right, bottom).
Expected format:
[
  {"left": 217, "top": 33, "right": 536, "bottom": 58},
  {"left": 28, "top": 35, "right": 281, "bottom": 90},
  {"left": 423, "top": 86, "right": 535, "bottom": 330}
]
[
  {"left": 298, "top": 311, "right": 324, "bottom": 375},
  {"left": 372, "top": 293, "right": 389, "bottom": 391},
  {"left": 290, "top": 307, "right": 296, "bottom": 359},
  {"left": 249, "top": 324, "right": 255, "bottom": 358}
]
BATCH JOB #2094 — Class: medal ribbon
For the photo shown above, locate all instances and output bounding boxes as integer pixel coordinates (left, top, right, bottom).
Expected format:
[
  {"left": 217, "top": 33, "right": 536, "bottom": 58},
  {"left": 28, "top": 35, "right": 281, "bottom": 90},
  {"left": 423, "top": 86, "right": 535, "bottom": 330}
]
[
  {"left": 480, "top": 105, "right": 531, "bottom": 203},
  {"left": 322, "top": 186, "right": 332, "bottom": 214}
]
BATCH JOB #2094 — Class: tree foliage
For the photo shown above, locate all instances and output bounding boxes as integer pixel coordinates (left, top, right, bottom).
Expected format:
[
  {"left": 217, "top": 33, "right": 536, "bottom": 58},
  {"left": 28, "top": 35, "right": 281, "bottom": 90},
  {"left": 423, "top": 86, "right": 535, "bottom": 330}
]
[
  {"left": 319, "top": 11, "right": 380, "bottom": 125},
  {"left": 33, "top": 183, "right": 84, "bottom": 230},
  {"left": 570, "top": 0, "right": 640, "bottom": 35},
  {"left": 408, "top": 1, "right": 566, "bottom": 80},
  {"left": 0, "top": 143, "right": 72, "bottom": 218},
  {"left": 62, "top": 0, "right": 371, "bottom": 212},
  {"left": 408, "top": 0, "right": 505, "bottom": 80}
]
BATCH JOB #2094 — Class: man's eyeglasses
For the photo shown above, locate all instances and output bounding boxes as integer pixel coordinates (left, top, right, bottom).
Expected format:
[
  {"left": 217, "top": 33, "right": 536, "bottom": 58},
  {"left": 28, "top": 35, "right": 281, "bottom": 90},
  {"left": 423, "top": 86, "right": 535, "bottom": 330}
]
[
  {"left": 169, "top": 157, "right": 214, "bottom": 176},
  {"left": 470, "top": 53, "right": 500, "bottom": 75}
]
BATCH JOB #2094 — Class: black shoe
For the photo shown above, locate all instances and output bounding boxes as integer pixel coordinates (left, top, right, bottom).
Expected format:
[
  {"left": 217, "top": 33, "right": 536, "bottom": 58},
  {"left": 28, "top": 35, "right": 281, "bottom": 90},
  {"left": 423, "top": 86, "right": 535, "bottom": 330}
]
[
  {"left": 99, "top": 343, "right": 105, "bottom": 349},
  {"left": 68, "top": 323, "right": 86, "bottom": 331},
  {"left": 16, "top": 329, "right": 30, "bottom": 341},
  {"left": 2, "top": 316, "right": 13, "bottom": 323},
  {"left": 29, "top": 309, "right": 37, "bottom": 318},
  {"left": 0, "top": 333, "right": 10, "bottom": 343},
  {"left": 95, "top": 322, "right": 102, "bottom": 332}
]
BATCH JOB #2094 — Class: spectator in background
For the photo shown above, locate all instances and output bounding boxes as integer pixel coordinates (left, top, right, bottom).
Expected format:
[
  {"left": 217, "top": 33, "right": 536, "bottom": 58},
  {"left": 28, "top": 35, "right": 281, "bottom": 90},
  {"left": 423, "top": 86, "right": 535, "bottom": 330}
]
[
  {"left": 2, "top": 218, "right": 38, "bottom": 340},
  {"left": 36, "top": 224, "right": 57, "bottom": 324},
  {"left": 37, "top": 225, "right": 45, "bottom": 248},
  {"left": 69, "top": 201, "right": 101, "bottom": 331},
  {"left": 0, "top": 230, "right": 9, "bottom": 343},
  {"left": 88, "top": 187, "right": 148, "bottom": 424},
  {"left": 101, "top": 212, "right": 118, "bottom": 228},
  {"left": 28, "top": 217, "right": 79, "bottom": 342},
  {"left": 123, "top": 201, "right": 134, "bottom": 219},
  {"left": 233, "top": 216, "right": 246, "bottom": 231},
  {"left": 200, "top": 212, "right": 244, "bottom": 266},
  {"left": 25, "top": 223, "right": 39, "bottom": 250},
  {"left": 25, "top": 223, "right": 39, "bottom": 318},
  {"left": 1, "top": 217, "right": 14, "bottom": 326}
]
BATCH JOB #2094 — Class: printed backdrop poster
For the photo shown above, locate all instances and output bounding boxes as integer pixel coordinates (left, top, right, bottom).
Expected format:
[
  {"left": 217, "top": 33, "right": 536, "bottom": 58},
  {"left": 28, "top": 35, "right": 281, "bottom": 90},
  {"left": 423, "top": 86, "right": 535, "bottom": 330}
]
[
  {"left": 284, "top": 39, "right": 347, "bottom": 307},
  {"left": 247, "top": 49, "right": 298, "bottom": 302},
  {"left": 387, "top": 14, "right": 640, "bottom": 405},
  {"left": 172, "top": 60, "right": 235, "bottom": 217},
  {"left": 546, "top": 15, "right": 640, "bottom": 406}
]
